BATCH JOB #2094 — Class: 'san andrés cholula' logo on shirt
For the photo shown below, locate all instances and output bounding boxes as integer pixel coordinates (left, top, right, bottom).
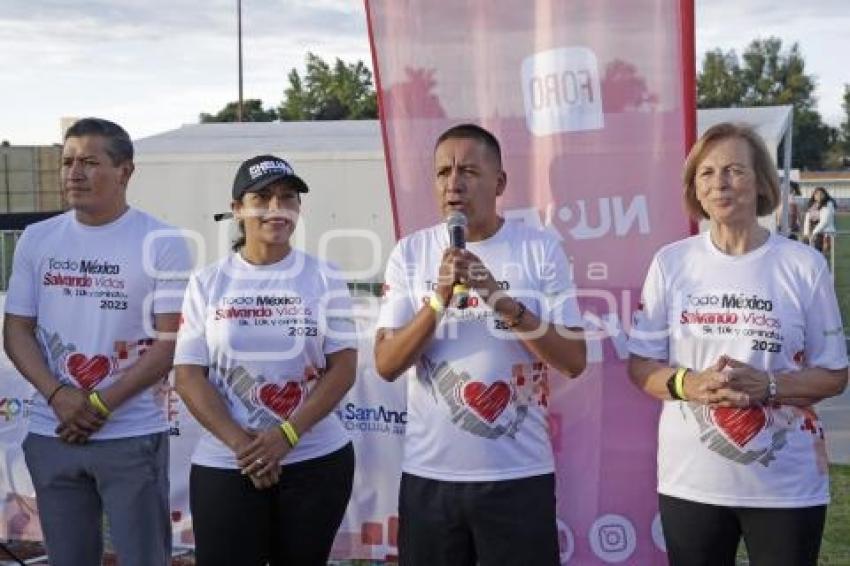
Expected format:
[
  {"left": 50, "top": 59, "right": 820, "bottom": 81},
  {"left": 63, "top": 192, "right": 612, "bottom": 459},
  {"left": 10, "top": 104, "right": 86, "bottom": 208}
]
[
  {"left": 48, "top": 257, "right": 121, "bottom": 274},
  {"left": 339, "top": 402, "right": 406, "bottom": 435}
]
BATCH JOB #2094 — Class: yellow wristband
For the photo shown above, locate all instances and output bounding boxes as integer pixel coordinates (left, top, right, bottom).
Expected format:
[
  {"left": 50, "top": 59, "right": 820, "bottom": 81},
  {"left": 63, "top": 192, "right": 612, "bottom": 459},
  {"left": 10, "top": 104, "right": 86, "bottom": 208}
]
[
  {"left": 673, "top": 367, "right": 689, "bottom": 401},
  {"left": 88, "top": 391, "right": 111, "bottom": 418},
  {"left": 428, "top": 294, "right": 445, "bottom": 314},
  {"left": 279, "top": 420, "right": 300, "bottom": 447}
]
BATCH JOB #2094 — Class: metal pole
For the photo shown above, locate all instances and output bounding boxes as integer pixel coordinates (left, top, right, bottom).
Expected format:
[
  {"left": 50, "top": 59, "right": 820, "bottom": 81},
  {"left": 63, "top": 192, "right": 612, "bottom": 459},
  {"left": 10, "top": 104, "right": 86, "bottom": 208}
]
[
  {"left": 3, "top": 152, "right": 9, "bottom": 213},
  {"left": 1, "top": 232, "right": 7, "bottom": 291},
  {"left": 782, "top": 110, "right": 793, "bottom": 234},
  {"left": 237, "top": 0, "right": 244, "bottom": 122}
]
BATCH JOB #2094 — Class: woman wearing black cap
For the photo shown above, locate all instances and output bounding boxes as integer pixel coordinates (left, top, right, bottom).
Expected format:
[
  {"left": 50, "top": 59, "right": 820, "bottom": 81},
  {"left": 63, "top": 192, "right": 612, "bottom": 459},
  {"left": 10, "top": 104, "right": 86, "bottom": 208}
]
[{"left": 174, "top": 155, "right": 356, "bottom": 565}]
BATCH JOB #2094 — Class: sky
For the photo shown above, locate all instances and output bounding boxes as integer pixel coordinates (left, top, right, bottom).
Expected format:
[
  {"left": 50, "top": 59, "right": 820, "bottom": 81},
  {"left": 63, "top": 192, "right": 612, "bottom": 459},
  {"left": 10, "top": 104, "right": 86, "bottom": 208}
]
[{"left": 1, "top": 0, "right": 847, "bottom": 145}]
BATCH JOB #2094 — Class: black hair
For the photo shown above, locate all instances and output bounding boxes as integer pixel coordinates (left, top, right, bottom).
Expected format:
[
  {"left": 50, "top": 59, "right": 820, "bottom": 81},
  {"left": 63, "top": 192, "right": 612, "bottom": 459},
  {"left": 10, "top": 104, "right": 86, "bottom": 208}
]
[
  {"left": 232, "top": 220, "right": 246, "bottom": 252},
  {"left": 807, "top": 186, "right": 836, "bottom": 210},
  {"left": 64, "top": 117, "right": 134, "bottom": 165},
  {"left": 435, "top": 123, "right": 502, "bottom": 168}
]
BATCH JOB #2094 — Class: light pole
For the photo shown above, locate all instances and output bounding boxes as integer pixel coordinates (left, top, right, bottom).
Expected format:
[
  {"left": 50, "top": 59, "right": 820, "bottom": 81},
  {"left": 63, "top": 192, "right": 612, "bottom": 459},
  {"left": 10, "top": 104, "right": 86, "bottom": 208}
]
[
  {"left": 2, "top": 144, "right": 10, "bottom": 213},
  {"left": 237, "top": 0, "right": 244, "bottom": 122}
]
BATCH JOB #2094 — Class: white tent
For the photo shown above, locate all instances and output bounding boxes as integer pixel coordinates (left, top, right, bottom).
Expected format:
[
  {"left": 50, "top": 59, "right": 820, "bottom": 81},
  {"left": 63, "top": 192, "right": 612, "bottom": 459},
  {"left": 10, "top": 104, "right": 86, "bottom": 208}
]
[
  {"left": 131, "top": 120, "right": 394, "bottom": 283},
  {"left": 130, "top": 107, "right": 795, "bottom": 276}
]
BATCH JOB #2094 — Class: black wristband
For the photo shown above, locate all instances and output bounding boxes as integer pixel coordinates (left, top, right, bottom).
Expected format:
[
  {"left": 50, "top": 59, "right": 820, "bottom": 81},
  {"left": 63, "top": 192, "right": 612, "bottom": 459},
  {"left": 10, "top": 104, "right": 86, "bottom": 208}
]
[
  {"left": 46, "top": 383, "right": 67, "bottom": 406},
  {"left": 665, "top": 372, "right": 682, "bottom": 400}
]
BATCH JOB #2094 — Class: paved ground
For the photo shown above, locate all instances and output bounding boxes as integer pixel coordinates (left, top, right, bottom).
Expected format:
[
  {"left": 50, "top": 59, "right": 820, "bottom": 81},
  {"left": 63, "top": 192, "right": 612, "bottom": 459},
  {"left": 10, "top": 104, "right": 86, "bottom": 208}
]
[{"left": 821, "top": 382, "right": 850, "bottom": 465}]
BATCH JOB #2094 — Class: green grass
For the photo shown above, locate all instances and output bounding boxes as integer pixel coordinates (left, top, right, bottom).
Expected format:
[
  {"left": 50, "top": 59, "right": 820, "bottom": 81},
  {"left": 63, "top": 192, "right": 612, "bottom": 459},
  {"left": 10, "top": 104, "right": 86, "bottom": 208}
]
[
  {"left": 822, "top": 464, "right": 850, "bottom": 564},
  {"left": 833, "top": 214, "right": 850, "bottom": 341},
  {"left": 736, "top": 464, "right": 850, "bottom": 564},
  {"left": 813, "top": 218, "right": 850, "bottom": 562}
]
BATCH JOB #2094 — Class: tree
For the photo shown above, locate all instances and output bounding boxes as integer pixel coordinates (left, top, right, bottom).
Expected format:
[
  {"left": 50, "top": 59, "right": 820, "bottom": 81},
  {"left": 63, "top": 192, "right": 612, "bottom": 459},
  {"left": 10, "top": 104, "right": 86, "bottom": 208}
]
[
  {"left": 278, "top": 52, "right": 378, "bottom": 121},
  {"left": 793, "top": 109, "right": 833, "bottom": 171},
  {"left": 822, "top": 85, "right": 850, "bottom": 169},
  {"left": 199, "top": 99, "right": 278, "bottom": 123},
  {"left": 697, "top": 49, "right": 745, "bottom": 108},
  {"left": 739, "top": 39, "right": 816, "bottom": 110},
  {"left": 697, "top": 37, "right": 829, "bottom": 169}
]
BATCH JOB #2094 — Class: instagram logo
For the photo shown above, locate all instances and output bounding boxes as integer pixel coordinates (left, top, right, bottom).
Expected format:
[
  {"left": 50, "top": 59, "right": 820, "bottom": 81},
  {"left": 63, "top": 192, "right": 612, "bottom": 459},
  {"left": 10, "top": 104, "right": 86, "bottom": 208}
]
[
  {"left": 599, "top": 524, "right": 627, "bottom": 552},
  {"left": 589, "top": 514, "right": 636, "bottom": 563}
]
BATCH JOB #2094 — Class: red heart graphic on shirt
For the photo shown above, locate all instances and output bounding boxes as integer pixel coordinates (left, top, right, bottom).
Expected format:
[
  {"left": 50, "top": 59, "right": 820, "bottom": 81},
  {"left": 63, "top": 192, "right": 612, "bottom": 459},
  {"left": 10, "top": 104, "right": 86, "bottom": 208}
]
[
  {"left": 258, "top": 382, "right": 303, "bottom": 419},
  {"left": 462, "top": 381, "right": 510, "bottom": 423},
  {"left": 711, "top": 407, "right": 768, "bottom": 448},
  {"left": 66, "top": 353, "right": 111, "bottom": 391}
]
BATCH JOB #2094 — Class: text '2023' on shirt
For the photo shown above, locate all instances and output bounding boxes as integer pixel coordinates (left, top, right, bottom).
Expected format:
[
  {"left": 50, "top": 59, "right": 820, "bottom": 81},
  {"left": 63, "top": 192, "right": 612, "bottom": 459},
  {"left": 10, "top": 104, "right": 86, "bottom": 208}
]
[
  {"left": 4, "top": 209, "right": 192, "bottom": 440},
  {"left": 174, "top": 250, "right": 356, "bottom": 469},
  {"left": 629, "top": 232, "right": 847, "bottom": 507}
]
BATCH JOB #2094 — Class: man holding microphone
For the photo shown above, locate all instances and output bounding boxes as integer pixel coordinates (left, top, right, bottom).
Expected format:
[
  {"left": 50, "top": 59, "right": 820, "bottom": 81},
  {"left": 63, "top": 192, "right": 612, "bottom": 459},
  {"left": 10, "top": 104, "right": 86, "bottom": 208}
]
[{"left": 374, "top": 123, "right": 586, "bottom": 565}]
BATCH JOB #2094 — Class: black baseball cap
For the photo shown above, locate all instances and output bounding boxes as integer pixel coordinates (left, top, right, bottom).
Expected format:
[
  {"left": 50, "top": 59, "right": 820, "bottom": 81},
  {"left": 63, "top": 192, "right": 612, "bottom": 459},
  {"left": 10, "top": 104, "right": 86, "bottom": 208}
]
[{"left": 232, "top": 155, "right": 309, "bottom": 200}]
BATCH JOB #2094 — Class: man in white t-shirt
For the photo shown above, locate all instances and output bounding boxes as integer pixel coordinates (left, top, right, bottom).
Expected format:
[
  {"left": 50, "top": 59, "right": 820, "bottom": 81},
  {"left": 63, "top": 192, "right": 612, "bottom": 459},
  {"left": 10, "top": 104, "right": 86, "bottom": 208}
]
[
  {"left": 374, "top": 123, "right": 586, "bottom": 566},
  {"left": 3, "top": 118, "right": 191, "bottom": 566}
]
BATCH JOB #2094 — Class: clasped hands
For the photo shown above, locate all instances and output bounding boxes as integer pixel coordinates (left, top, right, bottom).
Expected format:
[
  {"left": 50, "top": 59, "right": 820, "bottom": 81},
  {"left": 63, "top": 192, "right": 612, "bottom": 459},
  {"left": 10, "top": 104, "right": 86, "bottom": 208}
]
[
  {"left": 683, "top": 355, "right": 772, "bottom": 408},
  {"left": 235, "top": 426, "right": 292, "bottom": 490},
  {"left": 52, "top": 386, "right": 107, "bottom": 444}
]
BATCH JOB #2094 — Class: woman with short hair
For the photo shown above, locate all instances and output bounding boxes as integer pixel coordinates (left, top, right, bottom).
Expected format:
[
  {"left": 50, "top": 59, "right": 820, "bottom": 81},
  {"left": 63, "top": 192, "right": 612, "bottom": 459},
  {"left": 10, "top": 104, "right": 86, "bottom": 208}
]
[{"left": 628, "top": 122, "right": 848, "bottom": 566}]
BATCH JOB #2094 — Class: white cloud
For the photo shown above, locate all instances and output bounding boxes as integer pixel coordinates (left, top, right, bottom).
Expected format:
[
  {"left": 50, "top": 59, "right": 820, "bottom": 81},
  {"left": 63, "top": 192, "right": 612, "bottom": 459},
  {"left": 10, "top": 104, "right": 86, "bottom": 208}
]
[
  {"left": 696, "top": 0, "right": 850, "bottom": 126},
  {"left": 1, "top": 0, "right": 845, "bottom": 145},
  {"left": 0, "top": 0, "right": 369, "bottom": 144}
]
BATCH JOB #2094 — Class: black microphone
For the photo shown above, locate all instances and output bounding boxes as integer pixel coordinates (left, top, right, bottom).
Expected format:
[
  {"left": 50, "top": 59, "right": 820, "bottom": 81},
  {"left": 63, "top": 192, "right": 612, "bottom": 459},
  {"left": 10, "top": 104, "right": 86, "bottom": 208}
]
[{"left": 446, "top": 212, "right": 469, "bottom": 309}]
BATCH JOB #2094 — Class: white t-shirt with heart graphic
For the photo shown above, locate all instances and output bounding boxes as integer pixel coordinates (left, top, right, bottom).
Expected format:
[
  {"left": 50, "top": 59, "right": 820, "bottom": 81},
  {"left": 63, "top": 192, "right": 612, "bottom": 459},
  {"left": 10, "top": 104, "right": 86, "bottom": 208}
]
[
  {"left": 4, "top": 209, "right": 191, "bottom": 440},
  {"left": 628, "top": 232, "right": 847, "bottom": 507},
  {"left": 377, "top": 219, "right": 584, "bottom": 482},
  {"left": 174, "top": 251, "right": 355, "bottom": 469}
]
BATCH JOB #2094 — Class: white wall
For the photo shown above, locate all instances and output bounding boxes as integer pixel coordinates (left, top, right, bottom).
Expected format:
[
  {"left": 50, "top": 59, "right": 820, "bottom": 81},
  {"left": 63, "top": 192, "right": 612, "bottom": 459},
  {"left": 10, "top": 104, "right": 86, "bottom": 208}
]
[{"left": 128, "top": 151, "right": 396, "bottom": 282}]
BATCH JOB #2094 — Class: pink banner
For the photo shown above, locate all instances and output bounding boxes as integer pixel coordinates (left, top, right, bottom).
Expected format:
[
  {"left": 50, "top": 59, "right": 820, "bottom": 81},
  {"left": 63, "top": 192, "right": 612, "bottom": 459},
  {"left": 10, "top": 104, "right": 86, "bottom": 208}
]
[{"left": 366, "top": 1, "right": 694, "bottom": 563}]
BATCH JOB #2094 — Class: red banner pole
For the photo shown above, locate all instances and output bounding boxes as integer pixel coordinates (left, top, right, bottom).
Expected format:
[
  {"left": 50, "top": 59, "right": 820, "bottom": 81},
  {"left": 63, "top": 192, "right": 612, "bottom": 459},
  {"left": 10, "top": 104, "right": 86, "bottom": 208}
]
[{"left": 364, "top": 0, "right": 402, "bottom": 241}]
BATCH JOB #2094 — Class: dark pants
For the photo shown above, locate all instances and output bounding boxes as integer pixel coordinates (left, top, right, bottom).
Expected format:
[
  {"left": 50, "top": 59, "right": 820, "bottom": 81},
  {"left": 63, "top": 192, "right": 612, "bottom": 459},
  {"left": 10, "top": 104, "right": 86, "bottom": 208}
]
[
  {"left": 398, "top": 472, "right": 560, "bottom": 566},
  {"left": 190, "top": 443, "right": 354, "bottom": 566},
  {"left": 659, "top": 493, "right": 826, "bottom": 566}
]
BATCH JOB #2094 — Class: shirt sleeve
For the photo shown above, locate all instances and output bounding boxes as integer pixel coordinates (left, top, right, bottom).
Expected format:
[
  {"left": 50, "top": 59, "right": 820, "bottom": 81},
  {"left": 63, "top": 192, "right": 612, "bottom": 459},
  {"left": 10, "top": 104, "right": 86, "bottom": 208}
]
[
  {"left": 4, "top": 228, "right": 38, "bottom": 317},
  {"left": 173, "top": 273, "right": 210, "bottom": 367},
  {"left": 320, "top": 266, "right": 358, "bottom": 355},
  {"left": 627, "top": 254, "right": 670, "bottom": 362},
  {"left": 376, "top": 241, "right": 415, "bottom": 330},
  {"left": 151, "top": 230, "right": 194, "bottom": 315},
  {"left": 803, "top": 209, "right": 814, "bottom": 237},
  {"left": 539, "top": 237, "right": 583, "bottom": 328},
  {"left": 803, "top": 263, "right": 848, "bottom": 369},
  {"left": 813, "top": 202, "right": 834, "bottom": 236}
]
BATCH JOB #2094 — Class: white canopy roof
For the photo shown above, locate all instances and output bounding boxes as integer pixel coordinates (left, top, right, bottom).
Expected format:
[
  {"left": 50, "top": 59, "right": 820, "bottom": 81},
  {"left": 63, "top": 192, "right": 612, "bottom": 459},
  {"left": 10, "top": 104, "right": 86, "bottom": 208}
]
[
  {"left": 134, "top": 119, "right": 384, "bottom": 156},
  {"left": 697, "top": 105, "right": 793, "bottom": 164},
  {"left": 137, "top": 106, "right": 793, "bottom": 161}
]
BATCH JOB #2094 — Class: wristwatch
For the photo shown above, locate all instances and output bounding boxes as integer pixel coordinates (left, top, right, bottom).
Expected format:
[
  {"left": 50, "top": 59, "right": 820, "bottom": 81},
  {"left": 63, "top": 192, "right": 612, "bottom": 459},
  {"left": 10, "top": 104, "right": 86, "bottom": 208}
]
[{"left": 765, "top": 371, "right": 778, "bottom": 405}]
